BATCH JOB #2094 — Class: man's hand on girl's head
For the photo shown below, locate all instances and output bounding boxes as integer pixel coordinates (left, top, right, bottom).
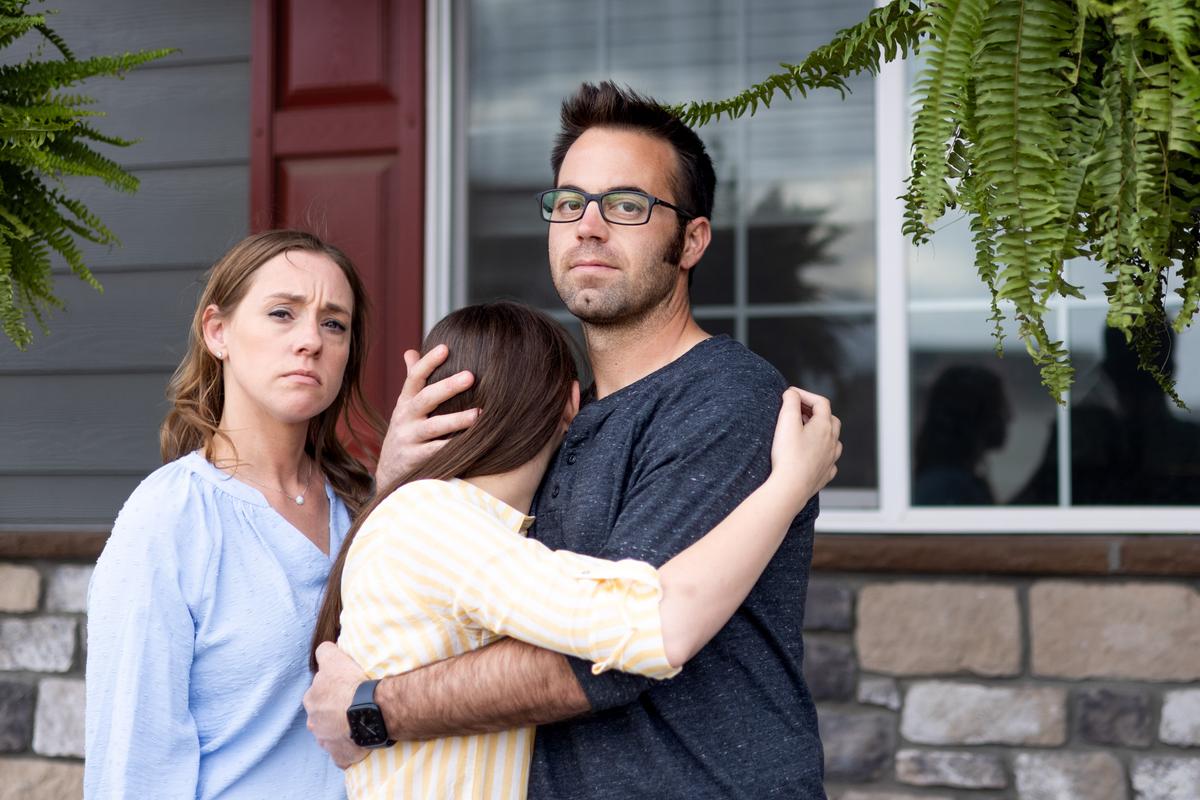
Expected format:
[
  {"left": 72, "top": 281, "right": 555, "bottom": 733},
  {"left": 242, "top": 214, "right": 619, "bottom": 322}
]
[{"left": 375, "top": 344, "right": 480, "bottom": 488}]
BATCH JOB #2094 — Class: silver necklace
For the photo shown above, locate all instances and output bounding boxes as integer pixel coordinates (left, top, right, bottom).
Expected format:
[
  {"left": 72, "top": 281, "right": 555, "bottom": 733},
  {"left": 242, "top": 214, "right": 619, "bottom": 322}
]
[{"left": 239, "top": 459, "right": 313, "bottom": 506}]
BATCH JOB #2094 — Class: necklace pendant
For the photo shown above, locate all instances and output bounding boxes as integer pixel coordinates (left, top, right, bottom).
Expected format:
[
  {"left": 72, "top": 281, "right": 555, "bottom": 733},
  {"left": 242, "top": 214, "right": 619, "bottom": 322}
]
[{"left": 295, "top": 495, "right": 305, "bottom": 506}]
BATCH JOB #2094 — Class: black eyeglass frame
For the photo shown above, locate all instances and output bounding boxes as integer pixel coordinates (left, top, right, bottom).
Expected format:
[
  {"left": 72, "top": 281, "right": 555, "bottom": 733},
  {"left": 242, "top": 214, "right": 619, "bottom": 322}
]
[{"left": 536, "top": 189, "right": 697, "bottom": 226}]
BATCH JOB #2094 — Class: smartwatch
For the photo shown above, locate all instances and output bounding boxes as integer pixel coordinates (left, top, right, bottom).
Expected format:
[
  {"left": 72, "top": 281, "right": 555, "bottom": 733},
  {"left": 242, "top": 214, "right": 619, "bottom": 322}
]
[{"left": 347, "top": 679, "right": 395, "bottom": 748}]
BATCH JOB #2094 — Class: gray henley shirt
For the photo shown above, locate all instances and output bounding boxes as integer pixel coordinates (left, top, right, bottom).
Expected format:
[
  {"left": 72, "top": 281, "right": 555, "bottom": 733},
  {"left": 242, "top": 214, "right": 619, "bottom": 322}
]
[{"left": 527, "top": 335, "right": 825, "bottom": 799}]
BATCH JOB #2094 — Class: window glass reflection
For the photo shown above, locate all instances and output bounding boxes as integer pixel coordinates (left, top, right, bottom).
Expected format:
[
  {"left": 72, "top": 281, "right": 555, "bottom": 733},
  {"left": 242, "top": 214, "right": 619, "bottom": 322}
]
[
  {"left": 747, "top": 184, "right": 868, "bottom": 305},
  {"left": 1058, "top": 311, "right": 1200, "bottom": 505},
  {"left": 749, "top": 316, "right": 876, "bottom": 497},
  {"left": 910, "top": 312, "right": 1059, "bottom": 505},
  {"left": 907, "top": 217, "right": 998, "bottom": 302},
  {"left": 691, "top": 225, "right": 735, "bottom": 307},
  {"left": 463, "top": 0, "right": 880, "bottom": 501}
]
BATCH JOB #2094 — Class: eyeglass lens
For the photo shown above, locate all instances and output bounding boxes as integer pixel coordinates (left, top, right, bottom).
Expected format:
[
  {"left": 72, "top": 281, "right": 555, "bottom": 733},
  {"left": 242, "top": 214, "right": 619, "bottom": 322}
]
[{"left": 541, "top": 190, "right": 652, "bottom": 224}]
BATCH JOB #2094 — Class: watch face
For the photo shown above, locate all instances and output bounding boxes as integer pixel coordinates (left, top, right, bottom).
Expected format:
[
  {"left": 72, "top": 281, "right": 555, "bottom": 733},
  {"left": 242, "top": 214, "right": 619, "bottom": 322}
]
[{"left": 347, "top": 705, "right": 390, "bottom": 747}]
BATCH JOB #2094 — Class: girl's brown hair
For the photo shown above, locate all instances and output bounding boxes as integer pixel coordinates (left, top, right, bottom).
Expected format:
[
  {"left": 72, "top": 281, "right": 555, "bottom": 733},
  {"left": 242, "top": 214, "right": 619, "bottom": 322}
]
[
  {"left": 310, "top": 301, "right": 579, "bottom": 669},
  {"left": 161, "top": 229, "right": 384, "bottom": 515}
]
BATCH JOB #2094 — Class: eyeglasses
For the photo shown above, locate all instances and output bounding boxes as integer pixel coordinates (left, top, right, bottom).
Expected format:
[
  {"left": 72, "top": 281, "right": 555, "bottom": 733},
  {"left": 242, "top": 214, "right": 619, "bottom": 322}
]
[{"left": 537, "top": 189, "right": 696, "bottom": 226}]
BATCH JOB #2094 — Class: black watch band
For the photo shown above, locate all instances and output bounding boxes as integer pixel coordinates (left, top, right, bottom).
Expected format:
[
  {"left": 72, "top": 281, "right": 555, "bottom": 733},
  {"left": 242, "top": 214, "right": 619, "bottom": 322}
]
[{"left": 346, "top": 678, "right": 395, "bottom": 748}]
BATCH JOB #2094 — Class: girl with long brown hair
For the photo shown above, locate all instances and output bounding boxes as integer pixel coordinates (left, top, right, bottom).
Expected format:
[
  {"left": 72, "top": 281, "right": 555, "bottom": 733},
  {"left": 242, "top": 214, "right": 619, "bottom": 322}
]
[
  {"left": 86, "top": 230, "right": 382, "bottom": 800},
  {"left": 315, "top": 300, "right": 841, "bottom": 799}
]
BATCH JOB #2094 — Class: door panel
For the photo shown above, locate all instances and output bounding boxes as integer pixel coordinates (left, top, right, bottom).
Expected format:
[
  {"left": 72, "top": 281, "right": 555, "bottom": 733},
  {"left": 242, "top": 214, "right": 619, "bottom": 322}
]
[{"left": 252, "top": 0, "right": 424, "bottom": 426}]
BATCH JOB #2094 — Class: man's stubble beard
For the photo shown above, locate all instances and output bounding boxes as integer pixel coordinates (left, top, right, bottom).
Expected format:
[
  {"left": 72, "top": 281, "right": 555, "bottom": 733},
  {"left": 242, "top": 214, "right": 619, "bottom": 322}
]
[{"left": 556, "top": 222, "right": 688, "bottom": 326}]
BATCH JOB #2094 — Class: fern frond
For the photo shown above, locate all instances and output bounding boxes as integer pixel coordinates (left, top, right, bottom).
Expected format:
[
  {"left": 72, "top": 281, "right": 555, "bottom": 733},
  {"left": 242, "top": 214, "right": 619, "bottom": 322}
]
[
  {"left": 1175, "top": 253, "right": 1200, "bottom": 330},
  {"left": 963, "top": 174, "right": 1008, "bottom": 352},
  {"left": 696, "top": 0, "right": 1200, "bottom": 403},
  {"left": 0, "top": 240, "right": 33, "bottom": 348},
  {"left": 0, "top": 49, "right": 174, "bottom": 97},
  {"left": 72, "top": 123, "right": 138, "bottom": 149},
  {"left": 43, "top": 138, "right": 139, "bottom": 190},
  {"left": 1145, "top": 0, "right": 1199, "bottom": 72},
  {"left": 907, "top": 0, "right": 988, "bottom": 227},
  {"left": 33, "top": 22, "right": 74, "bottom": 61},
  {"left": 0, "top": 1, "right": 169, "bottom": 348},
  {"left": 0, "top": 11, "right": 42, "bottom": 52},
  {"left": 673, "top": 0, "right": 926, "bottom": 126},
  {"left": 50, "top": 191, "right": 119, "bottom": 245},
  {"left": 972, "top": 0, "right": 1078, "bottom": 400}
]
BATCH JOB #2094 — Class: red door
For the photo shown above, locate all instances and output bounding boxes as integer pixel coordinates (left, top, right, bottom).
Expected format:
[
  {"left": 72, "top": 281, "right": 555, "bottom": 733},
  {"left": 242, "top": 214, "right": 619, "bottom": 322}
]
[{"left": 251, "top": 0, "right": 424, "bottom": 424}]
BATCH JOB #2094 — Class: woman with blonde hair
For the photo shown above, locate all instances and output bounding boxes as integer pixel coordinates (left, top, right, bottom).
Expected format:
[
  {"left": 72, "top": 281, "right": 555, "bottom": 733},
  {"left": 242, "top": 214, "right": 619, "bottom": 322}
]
[{"left": 86, "top": 230, "right": 381, "bottom": 800}]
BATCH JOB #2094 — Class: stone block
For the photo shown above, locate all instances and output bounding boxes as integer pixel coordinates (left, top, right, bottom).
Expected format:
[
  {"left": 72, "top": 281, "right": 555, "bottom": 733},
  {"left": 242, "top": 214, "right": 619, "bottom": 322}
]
[
  {"left": 32, "top": 678, "right": 84, "bottom": 758},
  {"left": 1132, "top": 757, "right": 1200, "bottom": 800},
  {"left": 1030, "top": 581, "right": 1200, "bottom": 680},
  {"left": 857, "top": 676, "right": 901, "bottom": 711},
  {"left": 804, "top": 638, "right": 857, "bottom": 702},
  {"left": 901, "top": 681, "right": 1066, "bottom": 745},
  {"left": 1015, "top": 752, "right": 1126, "bottom": 800},
  {"left": 44, "top": 565, "right": 93, "bottom": 613},
  {"left": 0, "top": 757, "right": 84, "bottom": 800},
  {"left": 0, "top": 564, "right": 40, "bottom": 612},
  {"left": 895, "top": 749, "right": 1006, "bottom": 789},
  {"left": 1160, "top": 689, "right": 1200, "bottom": 747},
  {"left": 0, "top": 617, "right": 75, "bottom": 672},
  {"left": 0, "top": 681, "right": 35, "bottom": 752},
  {"left": 805, "top": 580, "right": 853, "bottom": 631},
  {"left": 856, "top": 583, "right": 1020, "bottom": 676},
  {"left": 1074, "top": 687, "right": 1153, "bottom": 747},
  {"left": 820, "top": 710, "right": 895, "bottom": 781}
]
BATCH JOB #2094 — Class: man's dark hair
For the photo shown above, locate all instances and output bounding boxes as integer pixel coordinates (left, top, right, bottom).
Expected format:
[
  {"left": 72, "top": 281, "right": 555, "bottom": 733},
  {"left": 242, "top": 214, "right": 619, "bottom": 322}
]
[{"left": 550, "top": 81, "right": 716, "bottom": 221}]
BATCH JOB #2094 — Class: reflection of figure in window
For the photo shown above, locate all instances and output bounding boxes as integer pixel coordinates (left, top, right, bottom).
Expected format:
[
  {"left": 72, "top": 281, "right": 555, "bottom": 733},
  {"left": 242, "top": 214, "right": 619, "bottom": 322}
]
[
  {"left": 1017, "top": 326, "right": 1200, "bottom": 504},
  {"left": 913, "top": 366, "right": 1010, "bottom": 505}
]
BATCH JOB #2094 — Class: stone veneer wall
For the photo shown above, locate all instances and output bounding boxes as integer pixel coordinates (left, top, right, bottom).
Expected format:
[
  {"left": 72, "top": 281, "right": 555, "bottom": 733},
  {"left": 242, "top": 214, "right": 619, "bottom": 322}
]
[
  {"left": 808, "top": 578, "right": 1200, "bottom": 800},
  {"left": 0, "top": 562, "right": 89, "bottom": 799},
  {"left": 2, "top": 560, "right": 1199, "bottom": 799}
]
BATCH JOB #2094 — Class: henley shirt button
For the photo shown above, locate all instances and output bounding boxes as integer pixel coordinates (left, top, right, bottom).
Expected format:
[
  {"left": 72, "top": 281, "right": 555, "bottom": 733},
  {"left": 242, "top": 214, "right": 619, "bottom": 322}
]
[
  {"left": 551, "top": 485, "right": 560, "bottom": 498},
  {"left": 566, "top": 453, "right": 577, "bottom": 465}
]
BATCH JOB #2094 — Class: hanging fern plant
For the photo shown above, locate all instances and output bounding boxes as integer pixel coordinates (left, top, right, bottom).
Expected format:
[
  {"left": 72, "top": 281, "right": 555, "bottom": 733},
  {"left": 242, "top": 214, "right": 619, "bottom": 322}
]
[
  {"left": 0, "top": 0, "right": 171, "bottom": 349},
  {"left": 675, "top": 0, "right": 1200, "bottom": 406}
]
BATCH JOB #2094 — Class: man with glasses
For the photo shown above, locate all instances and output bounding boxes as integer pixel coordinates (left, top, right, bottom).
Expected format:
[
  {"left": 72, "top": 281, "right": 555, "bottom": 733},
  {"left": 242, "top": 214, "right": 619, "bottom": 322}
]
[{"left": 305, "top": 81, "right": 833, "bottom": 799}]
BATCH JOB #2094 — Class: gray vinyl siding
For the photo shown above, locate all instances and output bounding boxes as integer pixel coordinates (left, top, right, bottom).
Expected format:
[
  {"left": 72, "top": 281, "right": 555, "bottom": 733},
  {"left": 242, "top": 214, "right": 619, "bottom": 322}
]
[{"left": 0, "top": 0, "right": 251, "bottom": 527}]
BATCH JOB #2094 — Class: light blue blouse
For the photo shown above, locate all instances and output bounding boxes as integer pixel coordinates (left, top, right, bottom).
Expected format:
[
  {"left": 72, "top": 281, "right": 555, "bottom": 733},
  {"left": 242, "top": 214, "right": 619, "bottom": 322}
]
[{"left": 85, "top": 451, "right": 349, "bottom": 800}]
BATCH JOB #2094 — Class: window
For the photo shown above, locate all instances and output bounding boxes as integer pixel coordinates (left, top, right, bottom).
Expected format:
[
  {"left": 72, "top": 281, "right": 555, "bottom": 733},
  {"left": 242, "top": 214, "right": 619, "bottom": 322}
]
[{"left": 427, "top": 0, "right": 1199, "bottom": 532}]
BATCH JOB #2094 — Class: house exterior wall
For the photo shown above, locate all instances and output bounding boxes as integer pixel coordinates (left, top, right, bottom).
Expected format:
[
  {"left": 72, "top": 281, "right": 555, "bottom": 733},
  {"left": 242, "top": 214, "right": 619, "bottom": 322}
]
[
  {"left": 810, "top": 573, "right": 1200, "bottom": 799},
  {"left": 0, "top": 0, "right": 250, "bottom": 785},
  {"left": 1, "top": 2, "right": 1198, "bottom": 798},
  {"left": 0, "top": 0, "right": 251, "bottom": 528}
]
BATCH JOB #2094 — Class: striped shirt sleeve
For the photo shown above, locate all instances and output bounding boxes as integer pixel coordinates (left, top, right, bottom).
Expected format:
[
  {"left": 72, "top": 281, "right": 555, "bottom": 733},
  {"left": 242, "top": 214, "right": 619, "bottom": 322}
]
[
  {"left": 356, "top": 480, "right": 680, "bottom": 681},
  {"left": 452, "top": 542, "right": 680, "bottom": 680}
]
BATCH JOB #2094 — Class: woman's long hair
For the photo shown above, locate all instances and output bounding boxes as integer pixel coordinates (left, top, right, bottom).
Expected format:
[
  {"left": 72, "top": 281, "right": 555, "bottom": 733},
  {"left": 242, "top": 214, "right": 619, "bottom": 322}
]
[
  {"left": 160, "top": 229, "right": 384, "bottom": 515},
  {"left": 310, "top": 301, "right": 579, "bottom": 669}
]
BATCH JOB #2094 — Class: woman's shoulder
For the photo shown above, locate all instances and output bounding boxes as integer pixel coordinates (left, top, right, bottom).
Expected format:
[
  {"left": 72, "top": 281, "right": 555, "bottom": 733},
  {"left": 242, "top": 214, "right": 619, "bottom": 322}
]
[
  {"left": 94, "top": 454, "right": 224, "bottom": 602},
  {"left": 117, "top": 453, "right": 209, "bottom": 518},
  {"left": 108, "top": 453, "right": 237, "bottom": 554}
]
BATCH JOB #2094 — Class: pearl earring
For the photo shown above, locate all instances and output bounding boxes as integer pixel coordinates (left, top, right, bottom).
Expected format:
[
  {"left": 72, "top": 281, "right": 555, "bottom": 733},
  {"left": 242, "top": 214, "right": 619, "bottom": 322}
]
[{"left": 216, "top": 351, "right": 224, "bottom": 360}]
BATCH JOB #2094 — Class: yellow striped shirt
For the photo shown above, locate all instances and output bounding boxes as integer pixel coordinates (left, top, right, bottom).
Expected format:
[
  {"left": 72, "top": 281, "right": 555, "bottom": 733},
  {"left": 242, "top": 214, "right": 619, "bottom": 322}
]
[{"left": 338, "top": 478, "right": 679, "bottom": 800}]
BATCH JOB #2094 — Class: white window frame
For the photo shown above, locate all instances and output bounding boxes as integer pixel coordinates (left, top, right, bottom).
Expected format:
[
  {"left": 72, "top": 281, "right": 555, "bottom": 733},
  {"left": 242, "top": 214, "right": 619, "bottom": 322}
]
[{"left": 425, "top": 0, "right": 1199, "bottom": 534}]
